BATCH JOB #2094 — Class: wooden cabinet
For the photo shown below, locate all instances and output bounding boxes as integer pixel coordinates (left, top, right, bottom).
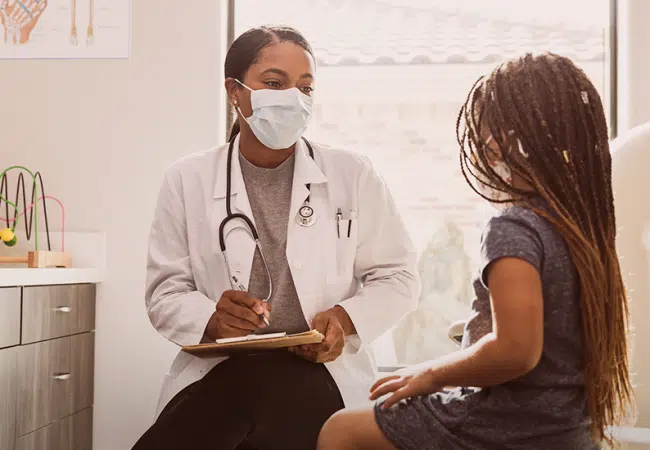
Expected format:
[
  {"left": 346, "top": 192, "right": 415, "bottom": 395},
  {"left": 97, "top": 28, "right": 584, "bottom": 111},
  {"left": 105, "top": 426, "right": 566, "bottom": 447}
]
[
  {"left": 0, "top": 288, "right": 21, "bottom": 349},
  {"left": 16, "top": 408, "right": 93, "bottom": 450},
  {"left": 0, "top": 347, "right": 19, "bottom": 450},
  {"left": 22, "top": 284, "right": 96, "bottom": 344},
  {"left": 0, "top": 284, "right": 96, "bottom": 450},
  {"left": 17, "top": 333, "right": 95, "bottom": 436}
]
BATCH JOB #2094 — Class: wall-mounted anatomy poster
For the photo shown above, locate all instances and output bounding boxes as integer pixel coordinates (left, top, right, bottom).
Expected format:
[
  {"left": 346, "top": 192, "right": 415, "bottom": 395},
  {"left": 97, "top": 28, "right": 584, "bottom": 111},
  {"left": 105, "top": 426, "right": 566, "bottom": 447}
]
[{"left": 0, "top": 0, "right": 130, "bottom": 58}]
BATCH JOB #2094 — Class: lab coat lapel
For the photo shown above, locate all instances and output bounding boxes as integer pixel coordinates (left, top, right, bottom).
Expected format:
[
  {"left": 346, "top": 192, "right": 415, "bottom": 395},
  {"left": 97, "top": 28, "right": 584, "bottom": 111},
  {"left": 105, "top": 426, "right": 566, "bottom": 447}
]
[
  {"left": 286, "top": 139, "right": 328, "bottom": 321},
  {"left": 287, "top": 139, "right": 328, "bottom": 231},
  {"left": 212, "top": 136, "right": 256, "bottom": 291}
]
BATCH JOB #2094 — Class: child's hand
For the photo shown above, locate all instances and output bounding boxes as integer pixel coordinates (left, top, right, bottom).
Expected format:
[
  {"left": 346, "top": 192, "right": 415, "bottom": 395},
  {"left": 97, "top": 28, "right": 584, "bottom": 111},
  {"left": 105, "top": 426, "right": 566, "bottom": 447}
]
[{"left": 369, "top": 368, "right": 442, "bottom": 409}]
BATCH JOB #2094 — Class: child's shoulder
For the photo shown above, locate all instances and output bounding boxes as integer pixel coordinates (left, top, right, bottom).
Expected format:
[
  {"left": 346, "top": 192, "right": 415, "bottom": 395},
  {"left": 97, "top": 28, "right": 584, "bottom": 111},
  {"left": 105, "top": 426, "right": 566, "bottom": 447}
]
[
  {"left": 487, "top": 203, "right": 562, "bottom": 249},
  {"left": 500, "top": 204, "right": 542, "bottom": 223}
]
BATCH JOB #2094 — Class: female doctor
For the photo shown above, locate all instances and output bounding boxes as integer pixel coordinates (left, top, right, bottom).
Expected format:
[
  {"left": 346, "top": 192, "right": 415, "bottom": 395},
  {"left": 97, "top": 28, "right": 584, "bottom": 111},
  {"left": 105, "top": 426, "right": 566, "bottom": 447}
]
[{"left": 132, "top": 26, "right": 420, "bottom": 450}]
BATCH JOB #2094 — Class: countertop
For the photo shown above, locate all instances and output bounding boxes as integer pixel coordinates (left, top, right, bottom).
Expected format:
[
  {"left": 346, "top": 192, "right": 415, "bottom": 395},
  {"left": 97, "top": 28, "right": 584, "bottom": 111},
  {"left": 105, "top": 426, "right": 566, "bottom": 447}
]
[{"left": 0, "top": 268, "right": 104, "bottom": 287}]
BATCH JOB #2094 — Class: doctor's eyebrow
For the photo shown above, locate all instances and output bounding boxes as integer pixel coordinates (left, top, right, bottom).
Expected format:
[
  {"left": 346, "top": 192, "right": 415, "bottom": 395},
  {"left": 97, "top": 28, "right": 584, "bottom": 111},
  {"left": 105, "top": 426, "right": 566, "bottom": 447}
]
[{"left": 260, "top": 68, "right": 313, "bottom": 80}]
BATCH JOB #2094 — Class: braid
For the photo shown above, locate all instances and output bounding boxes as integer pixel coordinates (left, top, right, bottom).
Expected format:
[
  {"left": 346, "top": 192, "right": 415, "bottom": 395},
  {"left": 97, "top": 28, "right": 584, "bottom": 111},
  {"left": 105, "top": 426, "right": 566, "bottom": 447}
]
[{"left": 456, "top": 53, "right": 634, "bottom": 447}]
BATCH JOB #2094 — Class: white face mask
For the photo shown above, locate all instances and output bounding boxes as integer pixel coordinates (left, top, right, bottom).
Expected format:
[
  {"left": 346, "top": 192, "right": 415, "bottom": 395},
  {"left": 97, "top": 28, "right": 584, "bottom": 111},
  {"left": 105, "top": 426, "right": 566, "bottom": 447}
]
[
  {"left": 476, "top": 159, "right": 513, "bottom": 210},
  {"left": 474, "top": 135, "right": 515, "bottom": 210},
  {"left": 234, "top": 79, "right": 313, "bottom": 150}
]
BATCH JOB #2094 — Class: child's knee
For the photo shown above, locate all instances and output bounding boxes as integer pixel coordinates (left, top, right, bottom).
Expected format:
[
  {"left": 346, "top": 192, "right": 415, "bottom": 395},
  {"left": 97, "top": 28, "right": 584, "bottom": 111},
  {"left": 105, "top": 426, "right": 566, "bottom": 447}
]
[{"left": 318, "top": 410, "right": 352, "bottom": 450}]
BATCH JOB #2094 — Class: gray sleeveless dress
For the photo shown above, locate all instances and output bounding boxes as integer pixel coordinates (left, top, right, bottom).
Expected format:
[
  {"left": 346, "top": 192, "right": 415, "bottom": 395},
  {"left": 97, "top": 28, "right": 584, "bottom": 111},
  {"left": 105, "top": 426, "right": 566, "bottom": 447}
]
[{"left": 375, "top": 205, "right": 598, "bottom": 450}]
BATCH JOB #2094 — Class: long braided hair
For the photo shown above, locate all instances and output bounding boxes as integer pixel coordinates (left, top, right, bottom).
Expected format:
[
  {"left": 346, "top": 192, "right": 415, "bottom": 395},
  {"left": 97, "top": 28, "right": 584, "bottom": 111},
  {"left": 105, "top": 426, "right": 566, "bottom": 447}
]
[{"left": 456, "top": 53, "right": 633, "bottom": 446}]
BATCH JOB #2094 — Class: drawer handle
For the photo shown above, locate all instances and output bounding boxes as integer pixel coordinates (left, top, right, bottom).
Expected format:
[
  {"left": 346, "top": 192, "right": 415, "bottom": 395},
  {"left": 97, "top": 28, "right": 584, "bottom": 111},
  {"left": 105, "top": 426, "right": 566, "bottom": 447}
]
[
  {"left": 54, "top": 306, "right": 72, "bottom": 313},
  {"left": 53, "top": 373, "right": 71, "bottom": 381}
]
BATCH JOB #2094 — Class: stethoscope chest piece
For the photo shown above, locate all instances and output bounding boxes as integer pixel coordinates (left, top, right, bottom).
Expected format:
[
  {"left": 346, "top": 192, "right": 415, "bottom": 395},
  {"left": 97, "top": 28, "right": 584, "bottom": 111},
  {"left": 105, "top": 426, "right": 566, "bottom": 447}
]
[{"left": 297, "top": 203, "right": 317, "bottom": 227}]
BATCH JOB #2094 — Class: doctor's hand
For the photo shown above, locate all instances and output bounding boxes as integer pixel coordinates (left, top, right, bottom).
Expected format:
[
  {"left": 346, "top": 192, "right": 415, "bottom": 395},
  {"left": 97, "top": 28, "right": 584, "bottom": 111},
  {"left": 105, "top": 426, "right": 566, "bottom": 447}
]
[
  {"left": 205, "top": 290, "right": 271, "bottom": 340},
  {"left": 289, "top": 306, "right": 354, "bottom": 363}
]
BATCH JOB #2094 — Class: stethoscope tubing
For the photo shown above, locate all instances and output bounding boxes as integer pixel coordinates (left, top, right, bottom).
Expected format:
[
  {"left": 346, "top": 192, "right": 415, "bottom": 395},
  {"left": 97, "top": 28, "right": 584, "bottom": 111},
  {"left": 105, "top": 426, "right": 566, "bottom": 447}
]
[{"left": 218, "top": 136, "right": 315, "bottom": 302}]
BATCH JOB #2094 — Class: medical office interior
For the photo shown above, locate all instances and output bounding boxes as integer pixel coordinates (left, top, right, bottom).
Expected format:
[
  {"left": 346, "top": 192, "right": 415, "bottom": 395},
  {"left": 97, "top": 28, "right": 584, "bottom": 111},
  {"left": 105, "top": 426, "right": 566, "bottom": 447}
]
[{"left": 0, "top": 0, "right": 649, "bottom": 448}]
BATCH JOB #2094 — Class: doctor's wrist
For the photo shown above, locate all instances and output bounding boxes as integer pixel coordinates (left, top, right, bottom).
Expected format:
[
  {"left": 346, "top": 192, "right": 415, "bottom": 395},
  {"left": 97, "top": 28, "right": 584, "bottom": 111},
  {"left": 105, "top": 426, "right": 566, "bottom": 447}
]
[
  {"left": 332, "top": 305, "right": 356, "bottom": 337},
  {"left": 204, "top": 312, "right": 220, "bottom": 341}
]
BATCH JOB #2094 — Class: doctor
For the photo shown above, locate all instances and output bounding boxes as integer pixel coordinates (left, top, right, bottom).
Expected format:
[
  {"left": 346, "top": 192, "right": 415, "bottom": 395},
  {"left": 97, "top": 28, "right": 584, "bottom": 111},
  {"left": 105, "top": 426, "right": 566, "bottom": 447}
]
[{"left": 132, "top": 26, "right": 419, "bottom": 450}]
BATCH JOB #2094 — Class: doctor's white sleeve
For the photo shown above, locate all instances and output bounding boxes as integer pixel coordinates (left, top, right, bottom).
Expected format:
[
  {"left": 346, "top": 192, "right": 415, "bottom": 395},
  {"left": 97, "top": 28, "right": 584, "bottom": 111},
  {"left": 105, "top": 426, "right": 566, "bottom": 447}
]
[
  {"left": 338, "top": 158, "right": 421, "bottom": 351},
  {"left": 144, "top": 168, "right": 216, "bottom": 347}
]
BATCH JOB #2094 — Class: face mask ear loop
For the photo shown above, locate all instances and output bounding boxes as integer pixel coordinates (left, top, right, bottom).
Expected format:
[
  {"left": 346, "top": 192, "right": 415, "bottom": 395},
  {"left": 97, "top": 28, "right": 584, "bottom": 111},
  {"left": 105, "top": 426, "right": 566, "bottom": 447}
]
[
  {"left": 504, "top": 130, "right": 529, "bottom": 159},
  {"left": 516, "top": 138, "right": 529, "bottom": 159},
  {"left": 234, "top": 78, "right": 253, "bottom": 91},
  {"left": 233, "top": 79, "right": 253, "bottom": 124}
]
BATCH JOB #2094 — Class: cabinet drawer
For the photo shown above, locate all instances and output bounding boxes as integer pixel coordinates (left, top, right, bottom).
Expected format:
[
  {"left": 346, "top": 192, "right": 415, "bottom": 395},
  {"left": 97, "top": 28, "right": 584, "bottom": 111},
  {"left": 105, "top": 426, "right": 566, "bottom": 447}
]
[
  {"left": 22, "top": 284, "right": 96, "bottom": 344},
  {"left": 0, "top": 287, "right": 20, "bottom": 349},
  {"left": 0, "top": 347, "right": 19, "bottom": 450},
  {"left": 17, "top": 333, "right": 95, "bottom": 436},
  {"left": 16, "top": 407, "right": 93, "bottom": 450}
]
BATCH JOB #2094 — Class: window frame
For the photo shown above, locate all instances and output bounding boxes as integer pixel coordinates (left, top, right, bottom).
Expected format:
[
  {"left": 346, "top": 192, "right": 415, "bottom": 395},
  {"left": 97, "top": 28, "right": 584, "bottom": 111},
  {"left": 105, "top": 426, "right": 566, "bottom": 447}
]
[
  {"left": 225, "top": 0, "right": 236, "bottom": 140},
  {"left": 609, "top": 0, "right": 618, "bottom": 138}
]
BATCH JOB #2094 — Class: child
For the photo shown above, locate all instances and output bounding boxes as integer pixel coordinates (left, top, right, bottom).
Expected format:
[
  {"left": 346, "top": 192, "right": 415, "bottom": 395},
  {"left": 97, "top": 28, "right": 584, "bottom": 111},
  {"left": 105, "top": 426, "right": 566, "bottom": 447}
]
[{"left": 317, "top": 53, "right": 633, "bottom": 450}]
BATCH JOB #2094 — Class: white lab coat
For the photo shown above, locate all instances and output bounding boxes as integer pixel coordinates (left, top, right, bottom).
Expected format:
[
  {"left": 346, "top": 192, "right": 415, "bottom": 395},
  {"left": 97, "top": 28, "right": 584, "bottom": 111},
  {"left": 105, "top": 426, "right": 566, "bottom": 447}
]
[{"left": 145, "top": 136, "right": 420, "bottom": 418}]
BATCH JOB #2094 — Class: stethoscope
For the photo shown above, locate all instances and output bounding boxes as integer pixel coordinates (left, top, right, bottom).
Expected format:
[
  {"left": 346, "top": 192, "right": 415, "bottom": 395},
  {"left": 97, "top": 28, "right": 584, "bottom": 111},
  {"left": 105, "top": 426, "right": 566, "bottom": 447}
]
[{"left": 218, "top": 136, "right": 317, "bottom": 297}]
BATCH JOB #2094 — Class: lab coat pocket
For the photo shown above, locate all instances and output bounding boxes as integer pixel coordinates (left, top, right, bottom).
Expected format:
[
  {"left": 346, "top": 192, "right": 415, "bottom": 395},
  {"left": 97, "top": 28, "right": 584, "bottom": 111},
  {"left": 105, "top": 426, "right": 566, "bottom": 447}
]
[
  {"left": 331, "top": 217, "right": 358, "bottom": 277},
  {"left": 324, "top": 216, "right": 358, "bottom": 302}
]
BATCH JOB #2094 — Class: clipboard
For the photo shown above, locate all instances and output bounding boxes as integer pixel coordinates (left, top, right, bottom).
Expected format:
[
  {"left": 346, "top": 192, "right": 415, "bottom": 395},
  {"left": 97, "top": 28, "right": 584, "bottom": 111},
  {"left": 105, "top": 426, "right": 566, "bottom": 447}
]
[{"left": 182, "top": 329, "right": 324, "bottom": 356}]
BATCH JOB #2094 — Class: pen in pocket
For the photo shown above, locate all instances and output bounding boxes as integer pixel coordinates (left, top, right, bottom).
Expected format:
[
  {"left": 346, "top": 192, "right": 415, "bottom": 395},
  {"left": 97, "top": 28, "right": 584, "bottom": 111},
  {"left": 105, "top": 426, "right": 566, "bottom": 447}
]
[{"left": 336, "top": 208, "right": 342, "bottom": 238}]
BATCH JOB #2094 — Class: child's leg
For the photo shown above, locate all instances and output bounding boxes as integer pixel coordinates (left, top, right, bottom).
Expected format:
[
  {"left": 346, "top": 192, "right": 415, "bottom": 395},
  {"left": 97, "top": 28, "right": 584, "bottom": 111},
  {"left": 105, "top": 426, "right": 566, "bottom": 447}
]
[{"left": 317, "top": 408, "right": 397, "bottom": 450}]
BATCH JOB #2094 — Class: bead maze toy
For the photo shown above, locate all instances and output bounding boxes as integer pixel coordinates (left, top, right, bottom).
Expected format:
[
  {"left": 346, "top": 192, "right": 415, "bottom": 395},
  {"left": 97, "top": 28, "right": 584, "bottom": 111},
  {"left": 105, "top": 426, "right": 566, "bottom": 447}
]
[{"left": 0, "top": 166, "right": 70, "bottom": 268}]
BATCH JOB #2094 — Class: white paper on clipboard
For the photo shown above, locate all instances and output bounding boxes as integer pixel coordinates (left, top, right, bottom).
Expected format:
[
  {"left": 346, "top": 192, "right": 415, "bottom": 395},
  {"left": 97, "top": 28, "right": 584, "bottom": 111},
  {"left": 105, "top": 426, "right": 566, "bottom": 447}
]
[{"left": 215, "top": 332, "right": 287, "bottom": 344}]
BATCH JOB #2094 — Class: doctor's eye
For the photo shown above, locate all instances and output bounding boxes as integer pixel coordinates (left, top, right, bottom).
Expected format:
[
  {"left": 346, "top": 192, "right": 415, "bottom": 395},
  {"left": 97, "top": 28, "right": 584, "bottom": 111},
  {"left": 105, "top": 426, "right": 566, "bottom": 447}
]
[
  {"left": 300, "top": 86, "right": 314, "bottom": 95},
  {"left": 263, "top": 80, "right": 282, "bottom": 89}
]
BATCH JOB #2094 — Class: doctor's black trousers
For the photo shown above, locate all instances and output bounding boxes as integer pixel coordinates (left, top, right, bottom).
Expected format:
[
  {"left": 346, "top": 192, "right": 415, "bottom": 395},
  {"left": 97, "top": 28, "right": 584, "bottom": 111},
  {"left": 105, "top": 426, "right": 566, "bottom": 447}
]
[{"left": 131, "top": 351, "right": 345, "bottom": 450}]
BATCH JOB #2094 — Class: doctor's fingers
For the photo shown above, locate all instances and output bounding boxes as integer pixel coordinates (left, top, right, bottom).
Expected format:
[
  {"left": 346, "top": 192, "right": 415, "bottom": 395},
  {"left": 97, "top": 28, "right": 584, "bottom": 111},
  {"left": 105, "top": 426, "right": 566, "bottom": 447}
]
[
  {"left": 324, "top": 333, "right": 344, "bottom": 357},
  {"left": 222, "top": 290, "right": 266, "bottom": 315},
  {"left": 217, "top": 322, "right": 252, "bottom": 338},
  {"left": 313, "top": 345, "right": 342, "bottom": 363},
  {"left": 218, "top": 306, "right": 267, "bottom": 330},
  {"left": 299, "top": 339, "right": 343, "bottom": 363},
  {"left": 318, "top": 331, "right": 339, "bottom": 354},
  {"left": 311, "top": 315, "right": 332, "bottom": 337}
]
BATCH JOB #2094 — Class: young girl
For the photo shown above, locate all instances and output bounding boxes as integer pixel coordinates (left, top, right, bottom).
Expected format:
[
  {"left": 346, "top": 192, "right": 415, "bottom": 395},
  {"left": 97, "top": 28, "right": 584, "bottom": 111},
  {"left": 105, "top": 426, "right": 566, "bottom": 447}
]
[{"left": 317, "top": 53, "right": 633, "bottom": 449}]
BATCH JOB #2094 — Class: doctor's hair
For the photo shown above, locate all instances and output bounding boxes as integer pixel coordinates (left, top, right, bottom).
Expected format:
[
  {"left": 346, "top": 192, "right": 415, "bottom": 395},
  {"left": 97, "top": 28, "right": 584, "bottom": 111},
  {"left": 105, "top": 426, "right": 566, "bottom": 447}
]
[
  {"left": 225, "top": 26, "right": 315, "bottom": 142},
  {"left": 456, "top": 53, "right": 633, "bottom": 446}
]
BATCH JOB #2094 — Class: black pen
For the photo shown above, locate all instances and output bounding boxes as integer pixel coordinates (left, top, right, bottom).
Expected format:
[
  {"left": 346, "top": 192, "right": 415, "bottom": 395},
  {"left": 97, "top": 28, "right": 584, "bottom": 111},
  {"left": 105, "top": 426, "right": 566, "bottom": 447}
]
[{"left": 347, "top": 217, "right": 352, "bottom": 238}]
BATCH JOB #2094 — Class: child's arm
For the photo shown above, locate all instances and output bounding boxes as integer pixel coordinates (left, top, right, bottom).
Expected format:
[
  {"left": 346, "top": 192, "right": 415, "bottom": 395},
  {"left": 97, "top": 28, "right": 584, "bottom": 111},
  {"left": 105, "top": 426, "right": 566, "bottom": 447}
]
[
  {"left": 371, "top": 214, "right": 545, "bottom": 407},
  {"left": 371, "top": 256, "right": 543, "bottom": 406},
  {"left": 424, "top": 256, "right": 544, "bottom": 387}
]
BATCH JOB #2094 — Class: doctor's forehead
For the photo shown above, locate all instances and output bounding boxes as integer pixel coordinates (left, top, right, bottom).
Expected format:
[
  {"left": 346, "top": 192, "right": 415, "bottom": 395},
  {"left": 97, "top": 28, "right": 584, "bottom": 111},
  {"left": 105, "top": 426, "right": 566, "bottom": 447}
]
[{"left": 245, "top": 42, "right": 315, "bottom": 81}]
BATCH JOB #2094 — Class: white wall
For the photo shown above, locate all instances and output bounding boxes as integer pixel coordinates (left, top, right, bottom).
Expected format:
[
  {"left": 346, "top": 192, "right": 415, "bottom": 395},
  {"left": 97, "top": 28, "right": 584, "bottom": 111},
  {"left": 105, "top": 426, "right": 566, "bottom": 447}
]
[
  {"left": 0, "top": 1, "right": 227, "bottom": 448},
  {"left": 612, "top": 124, "right": 650, "bottom": 448},
  {"left": 617, "top": 0, "right": 650, "bottom": 416},
  {"left": 617, "top": 0, "right": 650, "bottom": 133},
  {"left": 615, "top": 2, "right": 650, "bottom": 448}
]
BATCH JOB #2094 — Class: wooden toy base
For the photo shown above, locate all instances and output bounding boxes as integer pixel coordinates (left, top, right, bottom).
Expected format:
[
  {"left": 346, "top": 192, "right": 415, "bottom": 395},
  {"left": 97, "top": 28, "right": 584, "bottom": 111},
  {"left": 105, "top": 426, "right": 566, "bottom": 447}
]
[{"left": 0, "top": 251, "right": 72, "bottom": 268}]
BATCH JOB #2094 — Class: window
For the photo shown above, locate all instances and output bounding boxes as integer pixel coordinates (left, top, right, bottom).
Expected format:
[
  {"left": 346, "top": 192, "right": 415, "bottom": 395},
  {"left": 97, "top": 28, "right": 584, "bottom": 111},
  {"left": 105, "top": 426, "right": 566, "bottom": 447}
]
[{"left": 230, "top": 0, "right": 615, "bottom": 366}]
